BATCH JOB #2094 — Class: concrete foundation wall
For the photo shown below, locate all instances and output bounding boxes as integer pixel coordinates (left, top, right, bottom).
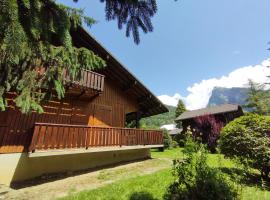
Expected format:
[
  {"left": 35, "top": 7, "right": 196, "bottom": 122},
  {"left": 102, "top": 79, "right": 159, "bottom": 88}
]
[{"left": 0, "top": 148, "right": 150, "bottom": 186}]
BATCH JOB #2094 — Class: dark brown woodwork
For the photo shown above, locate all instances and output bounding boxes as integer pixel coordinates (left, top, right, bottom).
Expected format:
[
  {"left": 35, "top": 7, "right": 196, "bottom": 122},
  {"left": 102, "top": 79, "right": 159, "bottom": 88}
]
[
  {"left": 0, "top": 26, "right": 168, "bottom": 154},
  {"left": 71, "top": 27, "right": 168, "bottom": 118},
  {"left": 123, "top": 81, "right": 137, "bottom": 92},
  {"left": 29, "top": 123, "right": 163, "bottom": 152},
  {"left": 63, "top": 69, "right": 105, "bottom": 93}
]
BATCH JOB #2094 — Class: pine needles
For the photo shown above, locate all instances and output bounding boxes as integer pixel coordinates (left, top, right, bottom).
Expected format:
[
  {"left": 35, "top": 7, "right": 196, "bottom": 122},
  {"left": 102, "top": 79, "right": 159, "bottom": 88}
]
[
  {"left": 0, "top": 0, "right": 106, "bottom": 113},
  {"left": 0, "top": 0, "right": 158, "bottom": 113},
  {"left": 100, "top": 0, "right": 157, "bottom": 44}
]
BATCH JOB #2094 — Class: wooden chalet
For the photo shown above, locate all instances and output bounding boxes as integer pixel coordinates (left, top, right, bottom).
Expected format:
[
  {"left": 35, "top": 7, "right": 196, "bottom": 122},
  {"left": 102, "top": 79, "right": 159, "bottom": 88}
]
[
  {"left": 0, "top": 27, "right": 168, "bottom": 185},
  {"left": 175, "top": 104, "right": 243, "bottom": 134}
]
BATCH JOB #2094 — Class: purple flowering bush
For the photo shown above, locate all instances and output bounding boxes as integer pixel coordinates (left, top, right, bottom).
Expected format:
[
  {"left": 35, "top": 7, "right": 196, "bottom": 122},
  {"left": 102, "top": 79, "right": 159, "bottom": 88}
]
[{"left": 193, "top": 115, "right": 223, "bottom": 152}]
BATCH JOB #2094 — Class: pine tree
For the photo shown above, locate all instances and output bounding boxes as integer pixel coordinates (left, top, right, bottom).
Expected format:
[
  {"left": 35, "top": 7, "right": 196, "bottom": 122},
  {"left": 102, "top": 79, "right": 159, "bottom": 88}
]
[
  {"left": 0, "top": 0, "right": 158, "bottom": 113},
  {"left": 245, "top": 80, "right": 270, "bottom": 115},
  {"left": 72, "top": 0, "right": 157, "bottom": 44},
  {"left": 175, "top": 99, "right": 186, "bottom": 118},
  {"left": 175, "top": 99, "right": 186, "bottom": 129},
  {"left": 99, "top": 0, "right": 157, "bottom": 44}
]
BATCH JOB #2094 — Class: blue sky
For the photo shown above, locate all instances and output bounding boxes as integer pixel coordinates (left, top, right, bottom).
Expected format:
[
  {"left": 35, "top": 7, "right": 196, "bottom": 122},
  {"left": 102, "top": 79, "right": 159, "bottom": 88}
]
[{"left": 58, "top": 0, "right": 270, "bottom": 107}]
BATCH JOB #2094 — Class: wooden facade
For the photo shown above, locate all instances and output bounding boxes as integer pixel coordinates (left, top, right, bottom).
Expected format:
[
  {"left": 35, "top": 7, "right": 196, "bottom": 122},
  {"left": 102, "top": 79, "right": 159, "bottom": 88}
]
[
  {"left": 0, "top": 28, "right": 167, "bottom": 154},
  {"left": 0, "top": 75, "right": 164, "bottom": 153}
]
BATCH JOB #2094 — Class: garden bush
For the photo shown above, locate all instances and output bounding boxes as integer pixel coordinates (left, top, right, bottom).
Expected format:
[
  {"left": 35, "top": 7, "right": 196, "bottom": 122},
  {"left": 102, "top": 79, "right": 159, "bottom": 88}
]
[
  {"left": 171, "top": 140, "right": 179, "bottom": 148},
  {"left": 219, "top": 114, "right": 270, "bottom": 179},
  {"left": 164, "top": 137, "right": 238, "bottom": 200},
  {"left": 163, "top": 129, "right": 173, "bottom": 149},
  {"left": 174, "top": 132, "right": 187, "bottom": 147},
  {"left": 194, "top": 115, "right": 223, "bottom": 153}
]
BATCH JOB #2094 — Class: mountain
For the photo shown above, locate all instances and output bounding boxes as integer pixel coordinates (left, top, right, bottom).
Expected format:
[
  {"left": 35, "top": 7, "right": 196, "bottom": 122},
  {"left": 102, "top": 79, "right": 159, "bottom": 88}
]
[
  {"left": 141, "top": 87, "right": 250, "bottom": 130},
  {"left": 140, "top": 105, "right": 176, "bottom": 129},
  {"left": 208, "top": 87, "right": 249, "bottom": 107}
]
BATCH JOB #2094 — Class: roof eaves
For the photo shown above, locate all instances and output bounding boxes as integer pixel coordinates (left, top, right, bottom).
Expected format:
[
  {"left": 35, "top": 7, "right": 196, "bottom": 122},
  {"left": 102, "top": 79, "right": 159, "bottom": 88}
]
[
  {"left": 77, "top": 27, "right": 169, "bottom": 115},
  {"left": 175, "top": 104, "right": 241, "bottom": 121}
]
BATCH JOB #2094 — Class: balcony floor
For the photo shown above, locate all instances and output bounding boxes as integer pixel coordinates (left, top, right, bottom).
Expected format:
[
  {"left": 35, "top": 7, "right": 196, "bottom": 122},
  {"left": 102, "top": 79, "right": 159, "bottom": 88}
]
[{"left": 28, "top": 145, "right": 163, "bottom": 158}]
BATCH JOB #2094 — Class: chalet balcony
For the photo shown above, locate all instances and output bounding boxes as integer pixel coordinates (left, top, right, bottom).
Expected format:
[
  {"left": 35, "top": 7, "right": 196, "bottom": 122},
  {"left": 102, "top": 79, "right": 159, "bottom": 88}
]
[
  {"left": 63, "top": 69, "right": 105, "bottom": 96},
  {"left": 29, "top": 123, "right": 164, "bottom": 153}
]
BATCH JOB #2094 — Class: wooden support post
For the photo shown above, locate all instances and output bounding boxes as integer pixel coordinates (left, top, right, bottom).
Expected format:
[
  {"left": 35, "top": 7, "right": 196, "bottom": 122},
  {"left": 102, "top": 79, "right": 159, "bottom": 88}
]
[{"left": 135, "top": 111, "right": 141, "bottom": 129}]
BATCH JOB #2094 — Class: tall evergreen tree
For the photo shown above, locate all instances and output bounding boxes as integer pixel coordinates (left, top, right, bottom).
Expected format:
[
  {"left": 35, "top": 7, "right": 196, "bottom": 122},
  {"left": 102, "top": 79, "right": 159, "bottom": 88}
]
[
  {"left": 75, "top": 0, "right": 157, "bottom": 44},
  {"left": 245, "top": 80, "right": 270, "bottom": 115},
  {"left": 0, "top": 0, "right": 157, "bottom": 113},
  {"left": 175, "top": 99, "right": 186, "bottom": 129},
  {"left": 175, "top": 99, "right": 186, "bottom": 118},
  {"left": 98, "top": 0, "right": 157, "bottom": 44}
]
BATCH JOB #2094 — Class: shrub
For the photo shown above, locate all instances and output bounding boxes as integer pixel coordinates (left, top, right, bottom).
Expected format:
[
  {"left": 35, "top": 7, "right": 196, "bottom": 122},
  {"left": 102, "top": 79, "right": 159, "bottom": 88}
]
[
  {"left": 163, "top": 129, "right": 172, "bottom": 149},
  {"left": 194, "top": 115, "right": 223, "bottom": 152},
  {"left": 174, "top": 132, "right": 187, "bottom": 147},
  {"left": 164, "top": 137, "right": 238, "bottom": 200},
  {"left": 171, "top": 140, "right": 179, "bottom": 148},
  {"left": 219, "top": 114, "right": 270, "bottom": 179}
]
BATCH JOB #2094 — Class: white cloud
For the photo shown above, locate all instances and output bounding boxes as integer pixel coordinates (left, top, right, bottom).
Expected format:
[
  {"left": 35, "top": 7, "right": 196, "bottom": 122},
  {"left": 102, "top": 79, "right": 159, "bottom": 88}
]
[
  {"left": 160, "top": 124, "right": 176, "bottom": 130},
  {"left": 158, "top": 58, "right": 270, "bottom": 111},
  {"left": 157, "top": 93, "right": 183, "bottom": 107}
]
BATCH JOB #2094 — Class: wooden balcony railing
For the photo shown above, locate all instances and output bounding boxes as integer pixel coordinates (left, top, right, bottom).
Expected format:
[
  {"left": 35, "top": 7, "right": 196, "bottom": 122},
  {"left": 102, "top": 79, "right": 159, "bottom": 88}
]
[
  {"left": 63, "top": 70, "right": 105, "bottom": 92},
  {"left": 29, "top": 123, "right": 164, "bottom": 152}
]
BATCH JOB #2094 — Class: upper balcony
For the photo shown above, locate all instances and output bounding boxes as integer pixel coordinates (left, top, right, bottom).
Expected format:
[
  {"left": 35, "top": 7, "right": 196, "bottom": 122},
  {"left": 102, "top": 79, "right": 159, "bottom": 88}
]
[
  {"left": 35, "top": 67, "right": 105, "bottom": 99},
  {"left": 63, "top": 69, "right": 105, "bottom": 95}
]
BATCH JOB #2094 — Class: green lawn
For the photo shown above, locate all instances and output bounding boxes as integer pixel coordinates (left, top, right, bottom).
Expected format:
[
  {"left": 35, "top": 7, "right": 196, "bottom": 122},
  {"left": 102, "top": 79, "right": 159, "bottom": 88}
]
[
  {"left": 151, "top": 147, "right": 183, "bottom": 159},
  {"left": 63, "top": 169, "right": 173, "bottom": 200},
  {"left": 61, "top": 148, "right": 270, "bottom": 200}
]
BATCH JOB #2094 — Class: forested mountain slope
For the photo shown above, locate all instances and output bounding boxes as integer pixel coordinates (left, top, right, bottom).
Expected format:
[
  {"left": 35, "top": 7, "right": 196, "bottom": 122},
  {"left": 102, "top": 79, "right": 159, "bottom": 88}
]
[{"left": 140, "top": 105, "right": 176, "bottom": 129}]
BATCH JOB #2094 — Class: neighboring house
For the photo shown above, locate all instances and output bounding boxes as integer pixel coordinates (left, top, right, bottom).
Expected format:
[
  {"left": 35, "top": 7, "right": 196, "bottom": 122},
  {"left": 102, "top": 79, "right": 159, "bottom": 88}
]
[
  {"left": 168, "top": 128, "right": 182, "bottom": 139},
  {"left": 160, "top": 124, "right": 182, "bottom": 139},
  {"left": 0, "top": 27, "right": 168, "bottom": 186},
  {"left": 175, "top": 104, "right": 243, "bottom": 134}
]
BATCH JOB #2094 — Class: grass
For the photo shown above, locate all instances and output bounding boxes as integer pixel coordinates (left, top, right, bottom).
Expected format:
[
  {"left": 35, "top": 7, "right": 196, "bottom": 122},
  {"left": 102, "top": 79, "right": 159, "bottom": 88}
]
[
  {"left": 151, "top": 147, "right": 183, "bottom": 159},
  {"left": 64, "top": 169, "right": 173, "bottom": 200},
  {"left": 96, "top": 158, "right": 169, "bottom": 181},
  {"left": 61, "top": 148, "right": 270, "bottom": 200}
]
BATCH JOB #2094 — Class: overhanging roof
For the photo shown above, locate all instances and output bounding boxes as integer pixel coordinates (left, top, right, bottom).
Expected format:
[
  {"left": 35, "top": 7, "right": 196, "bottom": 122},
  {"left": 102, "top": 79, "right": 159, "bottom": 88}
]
[
  {"left": 175, "top": 104, "right": 242, "bottom": 121},
  {"left": 71, "top": 27, "right": 168, "bottom": 118},
  {"left": 168, "top": 128, "right": 182, "bottom": 136}
]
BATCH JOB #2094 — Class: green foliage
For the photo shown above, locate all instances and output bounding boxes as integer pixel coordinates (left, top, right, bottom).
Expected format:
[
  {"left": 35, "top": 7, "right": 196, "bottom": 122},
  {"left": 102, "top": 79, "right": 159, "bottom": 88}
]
[
  {"left": 219, "top": 114, "right": 270, "bottom": 179},
  {"left": 174, "top": 133, "right": 186, "bottom": 147},
  {"left": 173, "top": 127, "right": 193, "bottom": 147},
  {"left": 164, "top": 139, "right": 238, "bottom": 200},
  {"left": 244, "top": 80, "right": 270, "bottom": 115},
  {"left": 163, "top": 129, "right": 173, "bottom": 149},
  {"left": 99, "top": 0, "right": 157, "bottom": 44},
  {"left": 173, "top": 126, "right": 191, "bottom": 147},
  {"left": 140, "top": 105, "right": 176, "bottom": 129},
  {"left": 0, "top": 0, "right": 159, "bottom": 113},
  {"left": 171, "top": 140, "right": 179, "bottom": 148},
  {"left": 61, "top": 147, "right": 270, "bottom": 200},
  {"left": 175, "top": 99, "right": 186, "bottom": 129},
  {"left": 175, "top": 99, "right": 186, "bottom": 118},
  {"left": 0, "top": 0, "right": 106, "bottom": 113},
  {"left": 61, "top": 169, "right": 173, "bottom": 200}
]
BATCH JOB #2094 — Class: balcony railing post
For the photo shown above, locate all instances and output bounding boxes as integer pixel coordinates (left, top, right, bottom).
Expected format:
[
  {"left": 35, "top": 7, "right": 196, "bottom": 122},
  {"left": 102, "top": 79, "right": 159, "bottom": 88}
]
[
  {"left": 119, "top": 129, "right": 122, "bottom": 147},
  {"left": 85, "top": 127, "right": 88, "bottom": 150},
  {"left": 29, "top": 125, "right": 41, "bottom": 153}
]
